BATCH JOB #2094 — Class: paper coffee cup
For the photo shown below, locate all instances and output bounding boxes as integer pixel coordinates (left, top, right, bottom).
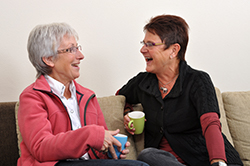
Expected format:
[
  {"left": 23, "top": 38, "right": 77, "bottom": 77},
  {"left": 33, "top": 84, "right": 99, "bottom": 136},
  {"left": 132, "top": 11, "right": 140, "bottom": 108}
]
[{"left": 128, "top": 111, "right": 145, "bottom": 134}]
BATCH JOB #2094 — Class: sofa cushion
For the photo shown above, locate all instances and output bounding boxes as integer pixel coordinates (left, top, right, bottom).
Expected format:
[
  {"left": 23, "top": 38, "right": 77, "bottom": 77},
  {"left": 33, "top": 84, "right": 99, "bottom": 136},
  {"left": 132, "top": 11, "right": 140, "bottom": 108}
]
[
  {"left": 97, "top": 95, "right": 137, "bottom": 160},
  {"left": 222, "top": 91, "right": 250, "bottom": 166}
]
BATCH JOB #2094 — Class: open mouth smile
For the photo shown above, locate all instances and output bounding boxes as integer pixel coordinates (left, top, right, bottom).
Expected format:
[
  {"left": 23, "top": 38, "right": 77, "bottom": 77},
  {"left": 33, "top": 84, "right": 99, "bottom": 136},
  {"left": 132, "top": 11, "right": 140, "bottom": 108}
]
[
  {"left": 71, "top": 63, "right": 80, "bottom": 67},
  {"left": 145, "top": 57, "right": 153, "bottom": 62}
]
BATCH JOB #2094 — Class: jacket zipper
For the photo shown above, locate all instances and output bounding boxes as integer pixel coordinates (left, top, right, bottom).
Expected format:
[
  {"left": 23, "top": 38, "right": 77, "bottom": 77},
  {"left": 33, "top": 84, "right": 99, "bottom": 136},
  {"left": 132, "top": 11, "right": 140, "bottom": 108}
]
[
  {"left": 82, "top": 94, "right": 100, "bottom": 159},
  {"left": 83, "top": 94, "right": 95, "bottom": 126}
]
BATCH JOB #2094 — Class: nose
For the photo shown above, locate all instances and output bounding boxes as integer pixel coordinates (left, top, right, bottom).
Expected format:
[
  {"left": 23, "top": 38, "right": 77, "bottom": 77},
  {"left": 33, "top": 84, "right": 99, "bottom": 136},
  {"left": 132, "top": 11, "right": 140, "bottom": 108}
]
[
  {"left": 140, "top": 45, "right": 148, "bottom": 54},
  {"left": 76, "top": 50, "right": 84, "bottom": 60}
]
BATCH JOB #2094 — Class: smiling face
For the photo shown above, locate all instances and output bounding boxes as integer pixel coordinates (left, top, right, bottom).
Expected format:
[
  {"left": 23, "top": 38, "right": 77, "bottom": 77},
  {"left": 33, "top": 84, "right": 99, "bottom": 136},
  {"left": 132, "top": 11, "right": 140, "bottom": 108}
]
[
  {"left": 44, "top": 34, "right": 84, "bottom": 85},
  {"left": 140, "top": 31, "right": 173, "bottom": 74}
]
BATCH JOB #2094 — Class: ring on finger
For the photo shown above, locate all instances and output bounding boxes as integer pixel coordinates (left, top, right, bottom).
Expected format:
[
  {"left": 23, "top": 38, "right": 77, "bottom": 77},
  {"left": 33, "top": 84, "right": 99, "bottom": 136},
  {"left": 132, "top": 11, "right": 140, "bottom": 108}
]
[
  {"left": 102, "top": 141, "right": 109, "bottom": 153},
  {"left": 103, "top": 148, "right": 108, "bottom": 153}
]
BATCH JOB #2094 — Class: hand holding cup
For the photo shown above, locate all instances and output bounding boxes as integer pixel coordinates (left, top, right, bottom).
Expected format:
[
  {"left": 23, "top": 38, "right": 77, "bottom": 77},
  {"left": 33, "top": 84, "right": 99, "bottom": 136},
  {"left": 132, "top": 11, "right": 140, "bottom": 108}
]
[
  {"left": 107, "top": 133, "right": 128, "bottom": 159},
  {"left": 101, "top": 129, "right": 121, "bottom": 159},
  {"left": 127, "top": 111, "right": 145, "bottom": 135}
]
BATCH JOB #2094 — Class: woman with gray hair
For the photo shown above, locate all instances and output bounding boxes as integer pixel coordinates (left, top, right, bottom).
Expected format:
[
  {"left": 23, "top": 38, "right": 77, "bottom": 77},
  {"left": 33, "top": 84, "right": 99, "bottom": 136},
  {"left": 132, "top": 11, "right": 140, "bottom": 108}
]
[{"left": 17, "top": 23, "right": 148, "bottom": 166}]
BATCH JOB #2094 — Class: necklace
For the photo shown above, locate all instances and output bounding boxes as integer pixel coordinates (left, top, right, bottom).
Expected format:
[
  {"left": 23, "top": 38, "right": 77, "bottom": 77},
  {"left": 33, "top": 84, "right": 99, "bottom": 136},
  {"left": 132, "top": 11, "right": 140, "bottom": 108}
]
[{"left": 158, "top": 74, "right": 179, "bottom": 93}]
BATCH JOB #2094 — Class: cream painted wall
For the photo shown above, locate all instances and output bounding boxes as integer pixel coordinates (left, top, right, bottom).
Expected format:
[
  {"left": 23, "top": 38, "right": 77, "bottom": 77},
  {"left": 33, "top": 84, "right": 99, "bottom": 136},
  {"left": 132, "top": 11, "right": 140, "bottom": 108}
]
[{"left": 0, "top": 0, "right": 250, "bottom": 102}]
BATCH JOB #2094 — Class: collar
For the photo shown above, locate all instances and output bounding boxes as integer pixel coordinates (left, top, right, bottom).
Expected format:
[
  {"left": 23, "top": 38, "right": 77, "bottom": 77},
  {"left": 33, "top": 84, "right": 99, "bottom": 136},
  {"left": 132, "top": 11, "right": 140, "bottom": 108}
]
[
  {"left": 139, "top": 60, "right": 188, "bottom": 98},
  {"left": 44, "top": 75, "right": 76, "bottom": 98},
  {"left": 33, "top": 75, "right": 96, "bottom": 105}
]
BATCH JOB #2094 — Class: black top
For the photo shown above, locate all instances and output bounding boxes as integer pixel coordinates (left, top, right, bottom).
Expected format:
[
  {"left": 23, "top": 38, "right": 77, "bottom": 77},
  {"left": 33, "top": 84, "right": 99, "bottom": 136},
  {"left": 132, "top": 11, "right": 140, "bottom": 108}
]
[{"left": 119, "top": 60, "right": 242, "bottom": 166}]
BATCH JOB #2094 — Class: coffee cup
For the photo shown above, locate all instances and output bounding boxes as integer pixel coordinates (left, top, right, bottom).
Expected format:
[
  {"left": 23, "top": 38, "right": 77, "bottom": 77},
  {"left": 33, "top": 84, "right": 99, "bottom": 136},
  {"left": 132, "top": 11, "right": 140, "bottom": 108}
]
[
  {"left": 108, "top": 133, "right": 128, "bottom": 159},
  {"left": 128, "top": 111, "right": 145, "bottom": 134}
]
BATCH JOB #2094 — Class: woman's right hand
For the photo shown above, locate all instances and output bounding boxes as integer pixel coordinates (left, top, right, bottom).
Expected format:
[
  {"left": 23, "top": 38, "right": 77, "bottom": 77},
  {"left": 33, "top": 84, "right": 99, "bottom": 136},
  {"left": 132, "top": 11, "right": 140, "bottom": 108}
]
[
  {"left": 124, "top": 114, "right": 135, "bottom": 135},
  {"left": 101, "top": 129, "right": 121, "bottom": 159}
]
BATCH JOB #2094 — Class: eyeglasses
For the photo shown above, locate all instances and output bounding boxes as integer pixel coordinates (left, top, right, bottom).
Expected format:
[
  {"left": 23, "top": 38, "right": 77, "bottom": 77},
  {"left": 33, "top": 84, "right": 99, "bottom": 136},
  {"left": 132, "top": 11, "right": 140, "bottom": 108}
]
[
  {"left": 140, "top": 41, "right": 164, "bottom": 47},
  {"left": 57, "top": 45, "right": 82, "bottom": 54}
]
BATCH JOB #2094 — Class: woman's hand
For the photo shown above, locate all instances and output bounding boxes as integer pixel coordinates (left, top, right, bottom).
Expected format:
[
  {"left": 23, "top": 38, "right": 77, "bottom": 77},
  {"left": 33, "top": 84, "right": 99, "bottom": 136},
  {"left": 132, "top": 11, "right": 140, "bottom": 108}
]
[
  {"left": 120, "top": 141, "right": 130, "bottom": 159},
  {"left": 101, "top": 129, "right": 121, "bottom": 159},
  {"left": 210, "top": 159, "right": 227, "bottom": 165},
  {"left": 124, "top": 114, "right": 135, "bottom": 135}
]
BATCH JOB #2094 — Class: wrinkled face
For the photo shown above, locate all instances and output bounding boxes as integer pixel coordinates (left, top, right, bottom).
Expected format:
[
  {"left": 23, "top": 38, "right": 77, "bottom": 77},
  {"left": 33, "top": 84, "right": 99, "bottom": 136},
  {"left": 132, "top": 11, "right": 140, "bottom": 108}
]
[
  {"left": 48, "top": 34, "right": 84, "bottom": 85},
  {"left": 140, "top": 31, "right": 173, "bottom": 74}
]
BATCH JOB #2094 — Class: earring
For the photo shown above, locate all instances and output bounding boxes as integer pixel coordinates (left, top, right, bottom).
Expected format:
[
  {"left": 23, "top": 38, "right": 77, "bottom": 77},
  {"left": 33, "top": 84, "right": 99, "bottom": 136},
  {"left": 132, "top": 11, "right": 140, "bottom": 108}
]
[{"left": 170, "top": 55, "right": 173, "bottom": 59}]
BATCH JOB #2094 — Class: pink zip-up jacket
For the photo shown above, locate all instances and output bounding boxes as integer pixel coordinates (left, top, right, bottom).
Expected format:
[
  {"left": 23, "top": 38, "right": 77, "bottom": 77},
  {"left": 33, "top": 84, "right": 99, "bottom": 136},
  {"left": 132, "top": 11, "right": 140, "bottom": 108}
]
[{"left": 17, "top": 75, "right": 108, "bottom": 166}]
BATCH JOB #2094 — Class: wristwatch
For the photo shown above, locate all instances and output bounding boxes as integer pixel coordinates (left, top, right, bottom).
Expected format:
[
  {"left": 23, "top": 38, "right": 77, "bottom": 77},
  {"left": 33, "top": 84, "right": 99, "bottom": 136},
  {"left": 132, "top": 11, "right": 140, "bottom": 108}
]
[{"left": 211, "top": 161, "right": 227, "bottom": 166}]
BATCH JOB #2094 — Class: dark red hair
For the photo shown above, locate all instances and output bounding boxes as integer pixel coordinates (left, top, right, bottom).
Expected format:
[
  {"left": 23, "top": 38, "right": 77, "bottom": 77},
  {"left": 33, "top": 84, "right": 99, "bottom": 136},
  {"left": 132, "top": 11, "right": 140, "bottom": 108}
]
[{"left": 144, "top": 14, "right": 189, "bottom": 60}]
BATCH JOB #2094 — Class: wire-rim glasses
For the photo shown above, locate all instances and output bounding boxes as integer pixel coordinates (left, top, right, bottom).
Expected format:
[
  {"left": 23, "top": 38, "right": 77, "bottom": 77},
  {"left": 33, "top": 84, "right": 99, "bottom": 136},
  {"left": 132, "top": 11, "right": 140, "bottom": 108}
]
[{"left": 57, "top": 45, "right": 82, "bottom": 54}]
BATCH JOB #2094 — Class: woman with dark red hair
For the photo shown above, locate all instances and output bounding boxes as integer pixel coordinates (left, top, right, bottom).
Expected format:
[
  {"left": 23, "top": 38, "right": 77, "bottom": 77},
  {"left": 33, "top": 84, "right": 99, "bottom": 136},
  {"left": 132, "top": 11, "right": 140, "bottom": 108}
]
[{"left": 118, "top": 14, "right": 242, "bottom": 166}]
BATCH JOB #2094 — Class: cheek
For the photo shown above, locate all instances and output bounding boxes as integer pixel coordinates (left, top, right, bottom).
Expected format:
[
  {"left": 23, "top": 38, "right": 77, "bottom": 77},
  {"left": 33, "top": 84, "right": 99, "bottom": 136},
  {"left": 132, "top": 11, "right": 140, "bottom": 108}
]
[
  {"left": 55, "top": 61, "right": 72, "bottom": 73},
  {"left": 60, "top": 61, "right": 70, "bottom": 69},
  {"left": 61, "top": 58, "right": 74, "bottom": 67}
]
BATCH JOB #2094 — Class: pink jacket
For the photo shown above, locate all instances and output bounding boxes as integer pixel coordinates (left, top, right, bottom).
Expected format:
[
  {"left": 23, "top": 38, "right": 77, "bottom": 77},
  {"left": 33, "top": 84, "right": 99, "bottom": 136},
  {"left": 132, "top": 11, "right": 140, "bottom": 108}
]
[{"left": 17, "top": 75, "right": 108, "bottom": 166}]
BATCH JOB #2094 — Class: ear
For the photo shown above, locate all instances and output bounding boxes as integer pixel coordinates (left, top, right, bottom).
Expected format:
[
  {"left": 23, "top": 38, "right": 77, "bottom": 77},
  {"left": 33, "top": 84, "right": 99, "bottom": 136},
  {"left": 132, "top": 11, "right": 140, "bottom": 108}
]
[
  {"left": 42, "top": 56, "right": 55, "bottom": 67},
  {"left": 170, "top": 43, "right": 181, "bottom": 58}
]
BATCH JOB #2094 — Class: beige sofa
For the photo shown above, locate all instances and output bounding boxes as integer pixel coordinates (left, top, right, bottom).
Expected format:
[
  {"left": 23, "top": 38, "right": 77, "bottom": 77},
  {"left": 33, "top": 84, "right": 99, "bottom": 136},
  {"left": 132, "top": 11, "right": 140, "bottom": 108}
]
[{"left": 0, "top": 87, "right": 249, "bottom": 166}]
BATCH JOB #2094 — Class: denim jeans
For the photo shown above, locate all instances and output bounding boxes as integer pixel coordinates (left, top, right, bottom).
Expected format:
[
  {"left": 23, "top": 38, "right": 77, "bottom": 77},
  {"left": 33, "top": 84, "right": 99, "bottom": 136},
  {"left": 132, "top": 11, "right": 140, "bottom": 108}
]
[{"left": 55, "top": 159, "right": 149, "bottom": 166}]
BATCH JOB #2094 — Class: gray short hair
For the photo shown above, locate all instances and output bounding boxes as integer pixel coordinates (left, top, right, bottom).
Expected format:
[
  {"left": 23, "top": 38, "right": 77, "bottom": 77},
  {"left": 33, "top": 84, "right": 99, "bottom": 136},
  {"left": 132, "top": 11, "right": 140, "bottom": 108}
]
[{"left": 27, "top": 23, "right": 79, "bottom": 78}]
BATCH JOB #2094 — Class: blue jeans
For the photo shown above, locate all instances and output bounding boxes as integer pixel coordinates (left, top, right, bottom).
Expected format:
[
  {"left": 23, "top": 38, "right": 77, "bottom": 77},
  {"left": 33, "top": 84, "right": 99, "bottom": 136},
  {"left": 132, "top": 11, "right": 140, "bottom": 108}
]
[{"left": 55, "top": 159, "right": 149, "bottom": 166}]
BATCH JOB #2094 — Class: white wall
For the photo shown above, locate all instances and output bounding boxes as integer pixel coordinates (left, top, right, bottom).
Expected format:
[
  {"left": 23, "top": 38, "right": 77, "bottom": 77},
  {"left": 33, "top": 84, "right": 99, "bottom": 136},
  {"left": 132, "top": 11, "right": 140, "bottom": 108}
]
[{"left": 1, "top": 0, "right": 250, "bottom": 102}]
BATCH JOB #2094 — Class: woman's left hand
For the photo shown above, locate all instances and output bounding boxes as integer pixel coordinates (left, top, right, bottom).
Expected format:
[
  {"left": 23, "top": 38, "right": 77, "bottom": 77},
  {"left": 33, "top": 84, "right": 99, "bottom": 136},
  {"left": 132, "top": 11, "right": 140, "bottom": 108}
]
[{"left": 119, "top": 141, "right": 130, "bottom": 159}]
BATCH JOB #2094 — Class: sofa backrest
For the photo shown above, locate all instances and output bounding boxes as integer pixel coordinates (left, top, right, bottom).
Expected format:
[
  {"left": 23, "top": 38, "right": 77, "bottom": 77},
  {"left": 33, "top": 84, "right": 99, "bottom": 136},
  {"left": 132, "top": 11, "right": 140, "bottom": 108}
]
[{"left": 0, "top": 102, "right": 19, "bottom": 166}]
